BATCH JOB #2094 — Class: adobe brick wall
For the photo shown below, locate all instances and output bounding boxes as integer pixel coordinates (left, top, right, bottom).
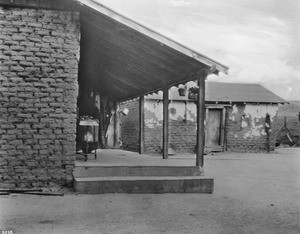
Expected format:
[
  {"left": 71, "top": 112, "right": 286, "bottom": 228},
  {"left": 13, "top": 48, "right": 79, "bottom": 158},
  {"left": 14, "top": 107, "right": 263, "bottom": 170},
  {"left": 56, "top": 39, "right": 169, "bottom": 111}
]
[
  {"left": 0, "top": 7, "right": 80, "bottom": 188},
  {"left": 225, "top": 104, "right": 277, "bottom": 152},
  {"left": 120, "top": 99, "right": 140, "bottom": 153},
  {"left": 144, "top": 100, "right": 197, "bottom": 155},
  {"left": 169, "top": 120, "right": 196, "bottom": 153}
]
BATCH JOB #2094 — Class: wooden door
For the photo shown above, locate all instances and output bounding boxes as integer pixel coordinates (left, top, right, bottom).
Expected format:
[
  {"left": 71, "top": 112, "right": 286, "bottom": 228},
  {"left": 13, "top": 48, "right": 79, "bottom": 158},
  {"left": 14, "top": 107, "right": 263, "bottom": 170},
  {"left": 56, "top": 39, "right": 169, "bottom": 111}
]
[{"left": 206, "top": 109, "right": 222, "bottom": 149}]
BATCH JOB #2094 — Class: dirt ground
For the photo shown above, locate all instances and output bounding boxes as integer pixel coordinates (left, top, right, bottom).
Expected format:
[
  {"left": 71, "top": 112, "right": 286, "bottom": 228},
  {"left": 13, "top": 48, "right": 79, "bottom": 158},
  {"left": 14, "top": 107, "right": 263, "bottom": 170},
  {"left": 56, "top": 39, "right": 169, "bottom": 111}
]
[{"left": 0, "top": 148, "right": 299, "bottom": 234}]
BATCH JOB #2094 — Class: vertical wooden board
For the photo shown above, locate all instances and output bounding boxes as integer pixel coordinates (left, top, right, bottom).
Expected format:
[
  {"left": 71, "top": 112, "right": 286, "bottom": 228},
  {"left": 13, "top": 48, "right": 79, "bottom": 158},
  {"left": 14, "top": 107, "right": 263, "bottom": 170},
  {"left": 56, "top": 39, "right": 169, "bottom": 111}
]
[
  {"left": 139, "top": 95, "right": 145, "bottom": 154},
  {"left": 163, "top": 89, "right": 169, "bottom": 159},
  {"left": 196, "top": 74, "right": 206, "bottom": 167}
]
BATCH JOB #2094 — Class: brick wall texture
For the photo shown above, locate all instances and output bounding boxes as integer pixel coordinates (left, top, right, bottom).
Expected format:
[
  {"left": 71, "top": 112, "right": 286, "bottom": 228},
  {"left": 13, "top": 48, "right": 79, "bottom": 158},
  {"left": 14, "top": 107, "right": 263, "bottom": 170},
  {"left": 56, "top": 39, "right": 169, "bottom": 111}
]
[
  {"left": 120, "top": 99, "right": 140, "bottom": 153},
  {"left": 0, "top": 7, "right": 80, "bottom": 188}
]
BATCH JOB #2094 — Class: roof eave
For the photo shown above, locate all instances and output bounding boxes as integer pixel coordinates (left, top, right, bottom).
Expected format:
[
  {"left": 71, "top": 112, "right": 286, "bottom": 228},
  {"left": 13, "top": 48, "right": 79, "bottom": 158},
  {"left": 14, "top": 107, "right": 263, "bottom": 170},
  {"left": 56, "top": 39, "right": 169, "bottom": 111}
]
[{"left": 75, "top": 0, "right": 229, "bottom": 75}]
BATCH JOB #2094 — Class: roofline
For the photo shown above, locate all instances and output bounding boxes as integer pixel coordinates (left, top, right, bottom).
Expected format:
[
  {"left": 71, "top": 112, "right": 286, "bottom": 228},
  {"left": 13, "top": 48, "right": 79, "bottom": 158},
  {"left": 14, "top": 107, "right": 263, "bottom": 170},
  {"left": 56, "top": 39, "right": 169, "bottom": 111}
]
[
  {"left": 75, "top": 0, "right": 229, "bottom": 75},
  {"left": 145, "top": 97, "right": 287, "bottom": 105}
]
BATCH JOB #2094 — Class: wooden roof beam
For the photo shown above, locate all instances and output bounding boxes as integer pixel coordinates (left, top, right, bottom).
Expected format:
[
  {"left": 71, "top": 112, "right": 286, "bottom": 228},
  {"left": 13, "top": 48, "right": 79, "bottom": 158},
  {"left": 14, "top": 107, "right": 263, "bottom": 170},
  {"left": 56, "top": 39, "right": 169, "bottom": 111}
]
[{"left": 75, "top": 0, "right": 229, "bottom": 75}]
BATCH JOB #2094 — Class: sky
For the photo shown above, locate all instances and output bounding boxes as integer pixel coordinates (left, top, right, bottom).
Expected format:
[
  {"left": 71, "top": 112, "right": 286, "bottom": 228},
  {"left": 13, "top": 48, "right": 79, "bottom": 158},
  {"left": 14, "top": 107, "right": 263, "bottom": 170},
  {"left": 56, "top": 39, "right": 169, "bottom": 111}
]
[{"left": 96, "top": 0, "right": 300, "bottom": 100}]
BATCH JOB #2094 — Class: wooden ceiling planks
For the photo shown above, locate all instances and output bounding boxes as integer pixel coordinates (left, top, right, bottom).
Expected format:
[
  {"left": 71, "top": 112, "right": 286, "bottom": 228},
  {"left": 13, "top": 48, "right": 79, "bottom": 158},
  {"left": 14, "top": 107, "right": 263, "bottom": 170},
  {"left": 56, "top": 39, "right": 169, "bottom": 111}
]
[
  {"left": 76, "top": 1, "right": 227, "bottom": 101},
  {"left": 79, "top": 18, "right": 196, "bottom": 78},
  {"left": 80, "top": 10, "right": 198, "bottom": 70},
  {"left": 76, "top": 0, "right": 229, "bottom": 74}
]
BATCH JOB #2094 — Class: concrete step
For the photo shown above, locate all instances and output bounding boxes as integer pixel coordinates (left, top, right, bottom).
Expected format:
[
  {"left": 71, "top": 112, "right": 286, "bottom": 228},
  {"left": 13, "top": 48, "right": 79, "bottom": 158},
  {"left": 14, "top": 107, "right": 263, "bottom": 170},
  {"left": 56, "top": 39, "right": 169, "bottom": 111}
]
[
  {"left": 74, "top": 166, "right": 201, "bottom": 178},
  {"left": 75, "top": 176, "right": 213, "bottom": 194}
]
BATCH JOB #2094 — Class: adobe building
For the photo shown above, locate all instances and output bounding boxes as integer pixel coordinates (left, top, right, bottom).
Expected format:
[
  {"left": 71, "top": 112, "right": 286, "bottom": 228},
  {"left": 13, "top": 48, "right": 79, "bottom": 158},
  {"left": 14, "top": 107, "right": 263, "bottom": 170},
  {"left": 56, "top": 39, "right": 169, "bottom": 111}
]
[
  {"left": 0, "top": 0, "right": 228, "bottom": 189},
  {"left": 121, "top": 82, "right": 286, "bottom": 154}
]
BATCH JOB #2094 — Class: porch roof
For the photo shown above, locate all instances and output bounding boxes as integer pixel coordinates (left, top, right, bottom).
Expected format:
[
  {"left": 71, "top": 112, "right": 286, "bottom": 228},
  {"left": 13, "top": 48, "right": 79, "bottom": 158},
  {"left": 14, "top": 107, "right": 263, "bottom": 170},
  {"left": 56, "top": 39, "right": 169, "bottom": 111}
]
[
  {"left": 0, "top": 0, "right": 229, "bottom": 101},
  {"left": 76, "top": 0, "right": 229, "bottom": 101}
]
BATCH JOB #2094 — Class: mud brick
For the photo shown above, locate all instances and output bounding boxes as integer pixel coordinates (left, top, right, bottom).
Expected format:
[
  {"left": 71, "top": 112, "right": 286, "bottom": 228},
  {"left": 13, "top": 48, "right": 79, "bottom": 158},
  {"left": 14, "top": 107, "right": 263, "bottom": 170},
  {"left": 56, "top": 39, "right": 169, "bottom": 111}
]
[
  {"left": 39, "top": 45, "right": 54, "bottom": 52},
  {"left": 16, "top": 113, "right": 32, "bottom": 118},
  {"left": 27, "top": 36, "right": 41, "bottom": 42},
  {"left": 26, "top": 57, "right": 40, "bottom": 62},
  {"left": 18, "top": 49, "right": 33, "bottom": 55},
  {"left": 41, "top": 57, "right": 56, "bottom": 63},
  {"left": 28, "top": 22, "right": 43, "bottom": 28},
  {"left": 35, "top": 52, "right": 49, "bottom": 57},
  {"left": 11, "top": 55, "right": 25, "bottom": 61},
  {"left": 36, "top": 42, "right": 51, "bottom": 48},
  {"left": 17, "top": 72, "right": 29, "bottom": 77},
  {"left": 12, "top": 35, "right": 26, "bottom": 41},
  {"left": 12, "top": 21, "right": 27, "bottom": 26},
  {"left": 16, "top": 124, "right": 31, "bottom": 129},
  {"left": 19, "top": 27, "right": 34, "bottom": 33},
  {"left": 19, "top": 61, "right": 33, "bottom": 67},
  {"left": 26, "top": 46, "right": 40, "bottom": 52},
  {"left": 36, "top": 29, "right": 50, "bottom": 36},
  {"left": 3, "top": 61, "right": 18, "bottom": 66},
  {"left": 0, "top": 34, "right": 12, "bottom": 40},
  {"left": 41, "top": 36, "right": 57, "bottom": 43},
  {"left": 11, "top": 45, "right": 25, "bottom": 51},
  {"left": 1, "top": 145, "right": 16, "bottom": 150},
  {"left": 2, "top": 27, "right": 19, "bottom": 33},
  {"left": 39, "top": 129, "right": 53, "bottom": 135},
  {"left": 2, "top": 135, "right": 16, "bottom": 140},
  {"left": 16, "top": 145, "right": 32, "bottom": 150}
]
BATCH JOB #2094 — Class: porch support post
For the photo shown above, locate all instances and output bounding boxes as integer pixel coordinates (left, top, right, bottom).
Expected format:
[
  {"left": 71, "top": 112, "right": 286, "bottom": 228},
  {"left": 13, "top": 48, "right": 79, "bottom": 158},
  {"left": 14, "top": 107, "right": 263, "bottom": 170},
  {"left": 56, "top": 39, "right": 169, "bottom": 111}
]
[
  {"left": 139, "top": 95, "right": 145, "bottom": 154},
  {"left": 163, "top": 88, "right": 169, "bottom": 159},
  {"left": 196, "top": 71, "right": 207, "bottom": 167}
]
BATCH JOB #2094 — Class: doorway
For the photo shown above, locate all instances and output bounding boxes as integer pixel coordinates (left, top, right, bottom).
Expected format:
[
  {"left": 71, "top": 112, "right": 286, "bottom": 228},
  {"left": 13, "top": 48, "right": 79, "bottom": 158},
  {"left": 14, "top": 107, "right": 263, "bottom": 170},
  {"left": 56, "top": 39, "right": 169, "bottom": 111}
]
[{"left": 205, "top": 108, "right": 225, "bottom": 152}]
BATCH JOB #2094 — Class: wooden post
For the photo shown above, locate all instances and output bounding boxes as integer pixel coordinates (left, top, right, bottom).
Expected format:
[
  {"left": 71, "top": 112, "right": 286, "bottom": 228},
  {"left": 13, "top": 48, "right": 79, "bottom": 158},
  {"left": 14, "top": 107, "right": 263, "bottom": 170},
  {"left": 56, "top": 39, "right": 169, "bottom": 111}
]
[
  {"left": 139, "top": 95, "right": 145, "bottom": 154},
  {"left": 220, "top": 108, "right": 226, "bottom": 150},
  {"left": 163, "top": 88, "right": 169, "bottom": 159},
  {"left": 196, "top": 72, "right": 207, "bottom": 167}
]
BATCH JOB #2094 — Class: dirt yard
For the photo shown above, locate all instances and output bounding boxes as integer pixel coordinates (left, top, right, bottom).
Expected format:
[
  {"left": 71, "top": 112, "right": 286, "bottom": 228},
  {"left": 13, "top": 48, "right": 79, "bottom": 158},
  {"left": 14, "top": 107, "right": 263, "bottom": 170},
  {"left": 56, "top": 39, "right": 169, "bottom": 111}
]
[{"left": 0, "top": 148, "right": 299, "bottom": 234}]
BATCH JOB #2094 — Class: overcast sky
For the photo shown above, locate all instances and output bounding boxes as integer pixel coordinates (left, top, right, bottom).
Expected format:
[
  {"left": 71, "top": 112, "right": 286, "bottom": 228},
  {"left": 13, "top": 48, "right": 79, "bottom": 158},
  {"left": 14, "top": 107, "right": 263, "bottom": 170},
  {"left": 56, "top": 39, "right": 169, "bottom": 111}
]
[{"left": 96, "top": 0, "right": 300, "bottom": 100}]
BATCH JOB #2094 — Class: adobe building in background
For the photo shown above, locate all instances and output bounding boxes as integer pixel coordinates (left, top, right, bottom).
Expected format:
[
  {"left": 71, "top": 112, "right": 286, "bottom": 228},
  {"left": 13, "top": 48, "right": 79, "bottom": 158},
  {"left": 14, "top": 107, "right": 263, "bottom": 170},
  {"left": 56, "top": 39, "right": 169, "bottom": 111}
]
[
  {"left": 0, "top": 0, "right": 228, "bottom": 189},
  {"left": 121, "top": 82, "right": 286, "bottom": 154}
]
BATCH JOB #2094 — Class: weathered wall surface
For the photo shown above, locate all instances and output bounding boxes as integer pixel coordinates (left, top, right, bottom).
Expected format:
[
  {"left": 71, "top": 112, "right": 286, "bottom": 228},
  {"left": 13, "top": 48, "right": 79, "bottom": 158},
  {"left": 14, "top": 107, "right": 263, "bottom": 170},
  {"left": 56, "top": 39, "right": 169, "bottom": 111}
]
[
  {"left": 121, "top": 99, "right": 280, "bottom": 154},
  {"left": 144, "top": 99, "right": 163, "bottom": 154},
  {"left": 169, "top": 101, "right": 197, "bottom": 153},
  {"left": 143, "top": 101, "right": 279, "bottom": 154},
  {"left": 0, "top": 7, "right": 80, "bottom": 188},
  {"left": 120, "top": 99, "right": 140, "bottom": 152},
  {"left": 226, "top": 104, "right": 278, "bottom": 152},
  {"left": 144, "top": 100, "right": 197, "bottom": 155}
]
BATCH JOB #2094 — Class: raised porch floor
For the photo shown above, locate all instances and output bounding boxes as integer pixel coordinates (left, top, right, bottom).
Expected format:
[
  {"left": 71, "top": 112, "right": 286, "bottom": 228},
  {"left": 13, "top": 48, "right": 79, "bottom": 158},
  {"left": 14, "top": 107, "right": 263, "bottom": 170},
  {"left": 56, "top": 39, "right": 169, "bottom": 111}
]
[{"left": 74, "top": 149, "right": 214, "bottom": 194}]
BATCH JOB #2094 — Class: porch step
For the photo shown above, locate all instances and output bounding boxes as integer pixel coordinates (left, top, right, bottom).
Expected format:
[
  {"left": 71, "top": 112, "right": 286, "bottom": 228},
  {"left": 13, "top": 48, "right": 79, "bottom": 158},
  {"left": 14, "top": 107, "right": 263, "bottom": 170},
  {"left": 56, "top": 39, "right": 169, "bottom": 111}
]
[
  {"left": 74, "top": 166, "right": 201, "bottom": 178},
  {"left": 75, "top": 176, "right": 214, "bottom": 194}
]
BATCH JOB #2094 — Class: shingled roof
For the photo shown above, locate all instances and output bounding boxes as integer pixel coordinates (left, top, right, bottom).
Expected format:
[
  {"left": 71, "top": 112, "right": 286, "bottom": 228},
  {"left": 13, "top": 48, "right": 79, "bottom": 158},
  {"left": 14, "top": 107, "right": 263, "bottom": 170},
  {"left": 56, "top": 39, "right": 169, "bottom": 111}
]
[
  {"left": 206, "top": 82, "right": 286, "bottom": 103},
  {"left": 146, "top": 82, "right": 286, "bottom": 104}
]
